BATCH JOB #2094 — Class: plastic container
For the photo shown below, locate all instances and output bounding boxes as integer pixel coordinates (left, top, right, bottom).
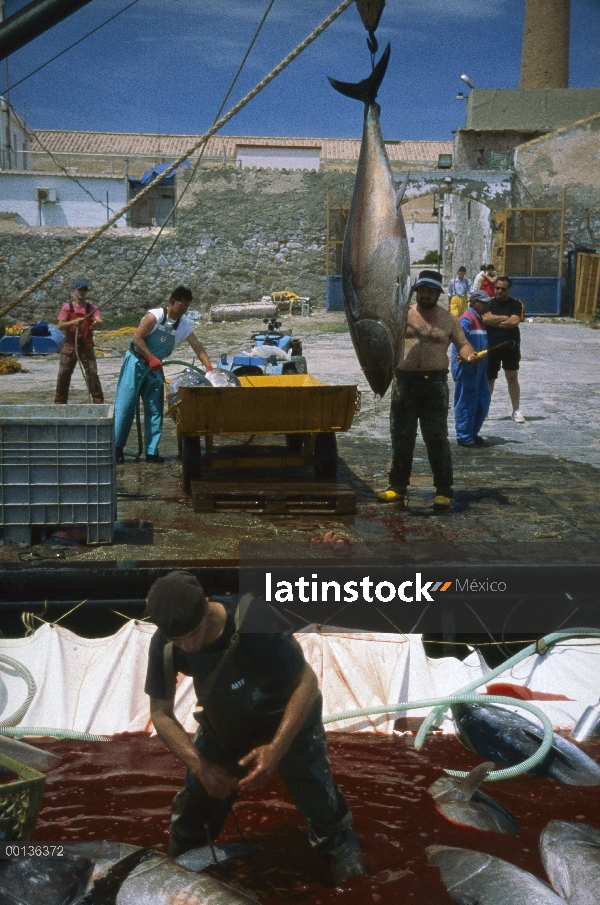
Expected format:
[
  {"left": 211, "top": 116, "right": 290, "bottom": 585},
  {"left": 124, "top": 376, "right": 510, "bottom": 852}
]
[
  {"left": 0, "top": 751, "right": 46, "bottom": 842},
  {"left": 0, "top": 404, "right": 116, "bottom": 545},
  {"left": 326, "top": 275, "right": 345, "bottom": 312}
]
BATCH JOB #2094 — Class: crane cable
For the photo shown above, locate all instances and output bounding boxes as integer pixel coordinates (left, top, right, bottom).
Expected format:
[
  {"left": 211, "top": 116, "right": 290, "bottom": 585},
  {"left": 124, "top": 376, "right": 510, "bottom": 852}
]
[
  {"left": 97, "top": 0, "right": 278, "bottom": 313},
  {"left": 0, "top": 0, "right": 355, "bottom": 321}
]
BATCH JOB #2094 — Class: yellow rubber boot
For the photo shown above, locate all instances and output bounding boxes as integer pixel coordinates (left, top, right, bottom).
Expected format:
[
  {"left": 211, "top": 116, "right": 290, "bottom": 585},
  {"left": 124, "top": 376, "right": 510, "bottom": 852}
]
[
  {"left": 433, "top": 494, "right": 452, "bottom": 512},
  {"left": 377, "top": 487, "right": 406, "bottom": 504}
]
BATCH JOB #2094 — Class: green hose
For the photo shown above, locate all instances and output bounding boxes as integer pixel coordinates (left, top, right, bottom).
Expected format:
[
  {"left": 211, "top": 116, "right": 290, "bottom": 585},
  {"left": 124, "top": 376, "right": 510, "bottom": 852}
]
[
  {"left": 123, "top": 359, "right": 206, "bottom": 459},
  {"left": 323, "top": 692, "right": 553, "bottom": 782},
  {"left": 0, "top": 726, "right": 110, "bottom": 742},
  {"left": 414, "top": 629, "right": 600, "bottom": 752},
  {"left": 0, "top": 655, "right": 36, "bottom": 728}
]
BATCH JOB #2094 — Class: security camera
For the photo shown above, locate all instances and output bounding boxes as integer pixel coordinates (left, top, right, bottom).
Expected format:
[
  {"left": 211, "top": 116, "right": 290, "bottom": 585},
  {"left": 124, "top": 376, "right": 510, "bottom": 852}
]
[{"left": 460, "top": 74, "right": 476, "bottom": 89}]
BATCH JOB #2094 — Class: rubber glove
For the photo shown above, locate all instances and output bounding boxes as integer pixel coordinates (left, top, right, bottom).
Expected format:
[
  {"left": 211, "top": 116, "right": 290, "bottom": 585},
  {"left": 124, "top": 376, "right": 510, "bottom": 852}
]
[{"left": 146, "top": 354, "right": 162, "bottom": 372}]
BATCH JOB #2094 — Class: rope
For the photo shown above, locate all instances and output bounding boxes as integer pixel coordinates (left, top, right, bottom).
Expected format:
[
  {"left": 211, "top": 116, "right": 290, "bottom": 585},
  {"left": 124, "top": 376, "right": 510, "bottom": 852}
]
[
  {"left": 0, "top": 0, "right": 355, "bottom": 320},
  {"left": 97, "top": 0, "right": 278, "bottom": 312}
]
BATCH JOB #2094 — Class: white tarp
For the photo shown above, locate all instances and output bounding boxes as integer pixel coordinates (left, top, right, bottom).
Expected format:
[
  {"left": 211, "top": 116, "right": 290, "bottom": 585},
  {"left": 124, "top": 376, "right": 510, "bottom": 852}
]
[{"left": 0, "top": 622, "right": 598, "bottom": 736}]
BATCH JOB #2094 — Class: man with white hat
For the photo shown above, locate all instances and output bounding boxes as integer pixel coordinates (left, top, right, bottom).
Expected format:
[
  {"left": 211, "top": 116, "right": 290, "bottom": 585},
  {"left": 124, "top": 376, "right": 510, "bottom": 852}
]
[{"left": 378, "top": 270, "right": 478, "bottom": 512}]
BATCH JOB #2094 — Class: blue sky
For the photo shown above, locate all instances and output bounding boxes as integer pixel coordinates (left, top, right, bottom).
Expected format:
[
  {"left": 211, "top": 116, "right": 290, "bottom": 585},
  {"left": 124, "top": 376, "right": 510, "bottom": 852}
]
[{"left": 3, "top": 0, "right": 600, "bottom": 141}]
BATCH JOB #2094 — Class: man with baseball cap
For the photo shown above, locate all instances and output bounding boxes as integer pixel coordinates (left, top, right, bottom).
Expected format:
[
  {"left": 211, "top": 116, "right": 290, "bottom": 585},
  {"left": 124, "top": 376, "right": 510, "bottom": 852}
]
[
  {"left": 378, "top": 270, "right": 479, "bottom": 511},
  {"left": 144, "top": 571, "right": 365, "bottom": 885},
  {"left": 54, "top": 279, "right": 104, "bottom": 404},
  {"left": 451, "top": 290, "right": 491, "bottom": 447}
]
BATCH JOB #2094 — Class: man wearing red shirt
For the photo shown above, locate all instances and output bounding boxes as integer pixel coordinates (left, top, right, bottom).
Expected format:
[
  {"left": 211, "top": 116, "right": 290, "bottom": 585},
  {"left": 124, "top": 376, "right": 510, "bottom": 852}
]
[{"left": 54, "top": 279, "right": 104, "bottom": 404}]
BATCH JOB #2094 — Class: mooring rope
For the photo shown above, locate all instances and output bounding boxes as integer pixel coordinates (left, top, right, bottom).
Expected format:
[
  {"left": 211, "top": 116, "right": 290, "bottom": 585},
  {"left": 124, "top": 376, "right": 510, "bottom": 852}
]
[{"left": 0, "top": 0, "right": 355, "bottom": 320}]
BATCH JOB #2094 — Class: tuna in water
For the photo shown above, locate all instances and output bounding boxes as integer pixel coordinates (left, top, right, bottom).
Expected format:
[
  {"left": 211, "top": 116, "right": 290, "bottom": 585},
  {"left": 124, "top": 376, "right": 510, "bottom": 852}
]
[
  {"left": 426, "top": 844, "right": 565, "bottom": 905},
  {"left": 427, "top": 761, "right": 518, "bottom": 834},
  {"left": 0, "top": 843, "right": 257, "bottom": 905},
  {"left": 329, "top": 44, "right": 411, "bottom": 397},
  {"left": 540, "top": 820, "right": 600, "bottom": 905},
  {"left": 451, "top": 702, "right": 600, "bottom": 785}
]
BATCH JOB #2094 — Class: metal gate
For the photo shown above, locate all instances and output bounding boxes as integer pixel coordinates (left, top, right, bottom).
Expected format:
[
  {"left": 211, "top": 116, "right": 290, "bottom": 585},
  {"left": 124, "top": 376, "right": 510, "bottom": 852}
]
[
  {"left": 574, "top": 253, "right": 600, "bottom": 321},
  {"left": 501, "top": 194, "right": 566, "bottom": 278}
]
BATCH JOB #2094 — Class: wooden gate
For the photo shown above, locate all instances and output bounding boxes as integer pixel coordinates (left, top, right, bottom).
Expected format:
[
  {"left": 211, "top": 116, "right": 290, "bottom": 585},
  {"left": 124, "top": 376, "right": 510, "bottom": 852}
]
[{"left": 574, "top": 253, "right": 600, "bottom": 321}]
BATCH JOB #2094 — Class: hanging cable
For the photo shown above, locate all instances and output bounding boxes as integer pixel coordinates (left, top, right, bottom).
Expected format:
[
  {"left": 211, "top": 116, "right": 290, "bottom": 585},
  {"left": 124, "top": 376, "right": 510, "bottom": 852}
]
[
  {"left": 0, "top": 0, "right": 355, "bottom": 320},
  {"left": 5, "top": 0, "right": 142, "bottom": 96},
  {"left": 98, "top": 0, "right": 277, "bottom": 311}
]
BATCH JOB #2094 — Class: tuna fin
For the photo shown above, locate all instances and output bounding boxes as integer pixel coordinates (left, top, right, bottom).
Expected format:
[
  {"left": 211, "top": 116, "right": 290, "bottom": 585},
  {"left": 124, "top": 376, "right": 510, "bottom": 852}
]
[
  {"left": 328, "top": 42, "right": 390, "bottom": 103},
  {"left": 455, "top": 761, "right": 496, "bottom": 801},
  {"left": 396, "top": 170, "right": 410, "bottom": 209}
]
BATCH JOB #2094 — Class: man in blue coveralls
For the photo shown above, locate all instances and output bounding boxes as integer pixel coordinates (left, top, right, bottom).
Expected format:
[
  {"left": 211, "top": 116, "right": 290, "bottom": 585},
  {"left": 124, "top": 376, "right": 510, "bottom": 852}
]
[
  {"left": 114, "top": 287, "right": 212, "bottom": 463},
  {"left": 451, "top": 289, "right": 491, "bottom": 448}
]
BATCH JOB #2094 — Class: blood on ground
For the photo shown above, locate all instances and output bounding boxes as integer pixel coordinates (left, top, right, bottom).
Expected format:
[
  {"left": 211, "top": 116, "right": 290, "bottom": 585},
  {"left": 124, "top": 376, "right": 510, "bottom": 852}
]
[{"left": 27, "top": 732, "right": 600, "bottom": 905}]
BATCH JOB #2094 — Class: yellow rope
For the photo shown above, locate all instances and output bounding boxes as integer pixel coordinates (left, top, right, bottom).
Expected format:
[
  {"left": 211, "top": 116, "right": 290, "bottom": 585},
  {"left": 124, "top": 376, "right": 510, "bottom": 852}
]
[{"left": 0, "top": 0, "right": 355, "bottom": 320}]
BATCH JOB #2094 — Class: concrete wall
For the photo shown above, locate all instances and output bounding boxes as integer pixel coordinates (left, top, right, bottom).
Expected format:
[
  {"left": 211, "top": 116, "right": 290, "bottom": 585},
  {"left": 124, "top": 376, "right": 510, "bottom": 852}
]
[
  {"left": 0, "top": 100, "right": 31, "bottom": 170},
  {"left": 465, "top": 89, "right": 600, "bottom": 132},
  {"left": 0, "top": 172, "right": 127, "bottom": 227},
  {"left": 0, "top": 168, "right": 355, "bottom": 323},
  {"left": 443, "top": 195, "right": 494, "bottom": 282},
  {"left": 514, "top": 114, "right": 600, "bottom": 250}
]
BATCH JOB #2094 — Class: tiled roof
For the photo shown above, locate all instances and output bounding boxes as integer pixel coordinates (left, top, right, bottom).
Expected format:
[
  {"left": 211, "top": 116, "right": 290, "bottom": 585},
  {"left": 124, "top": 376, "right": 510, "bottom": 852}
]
[{"left": 33, "top": 130, "right": 453, "bottom": 163}]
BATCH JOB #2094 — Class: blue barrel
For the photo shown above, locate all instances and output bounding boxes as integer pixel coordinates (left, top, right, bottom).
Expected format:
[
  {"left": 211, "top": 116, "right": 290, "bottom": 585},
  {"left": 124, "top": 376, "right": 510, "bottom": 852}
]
[
  {"left": 510, "top": 277, "right": 563, "bottom": 316},
  {"left": 326, "top": 275, "right": 345, "bottom": 312}
]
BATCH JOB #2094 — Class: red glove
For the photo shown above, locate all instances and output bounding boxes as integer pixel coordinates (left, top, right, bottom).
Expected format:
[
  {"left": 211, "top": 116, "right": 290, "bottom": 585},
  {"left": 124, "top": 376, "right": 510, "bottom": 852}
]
[
  {"left": 146, "top": 354, "right": 162, "bottom": 372},
  {"left": 205, "top": 365, "right": 214, "bottom": 371}
]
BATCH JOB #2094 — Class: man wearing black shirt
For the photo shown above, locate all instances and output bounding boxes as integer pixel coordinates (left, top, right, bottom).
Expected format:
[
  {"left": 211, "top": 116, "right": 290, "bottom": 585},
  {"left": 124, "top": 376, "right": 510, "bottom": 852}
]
[
  {"left": 144, "top": 571, "right": 365, "bottom": 884},
  {"left": 483, "top": 276, "right": 526, "bottom": 423}
]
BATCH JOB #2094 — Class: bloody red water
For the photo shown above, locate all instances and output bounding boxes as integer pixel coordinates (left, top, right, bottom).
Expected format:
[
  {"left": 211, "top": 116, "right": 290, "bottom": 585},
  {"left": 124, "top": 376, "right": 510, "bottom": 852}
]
[{"left": 28, "top": 733, "right": 600, "bottom": 904}]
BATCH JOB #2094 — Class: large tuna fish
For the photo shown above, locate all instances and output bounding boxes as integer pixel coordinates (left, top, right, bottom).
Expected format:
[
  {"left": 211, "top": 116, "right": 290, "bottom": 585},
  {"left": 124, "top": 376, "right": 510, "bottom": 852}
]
[
  {"left": 329, "top": 45, "right": 411, "bottom": 397},
  {"left": 426, "top": 845, "right": 565, "bottom": 905},
  {"left": 0, "top": 843, "right": 257, "bottom": 905},
  {"left": 427, "top": 761, "right": 518, "bottom": 835},
  {"left": 540, "top": 820, "right": 600, "bottom": 904},
  {"left": 451, "top": 702, "right": 600, "bottom": 785}
]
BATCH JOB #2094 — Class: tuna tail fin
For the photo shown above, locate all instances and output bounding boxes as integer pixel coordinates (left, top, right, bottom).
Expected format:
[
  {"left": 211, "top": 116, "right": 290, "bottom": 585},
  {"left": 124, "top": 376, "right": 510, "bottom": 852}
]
[{"left": 328, "top": 42, "right": 390, "bottom": 103}]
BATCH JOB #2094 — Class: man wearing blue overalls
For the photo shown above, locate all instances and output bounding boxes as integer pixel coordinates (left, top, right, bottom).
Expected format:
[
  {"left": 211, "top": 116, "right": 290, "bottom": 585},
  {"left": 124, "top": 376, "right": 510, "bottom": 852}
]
[
  {"left": 114, "top": 286, "right": 212, "bottom": 463},
  {"left": 451, "top": 290, "right": 491, "bottom": 448}
]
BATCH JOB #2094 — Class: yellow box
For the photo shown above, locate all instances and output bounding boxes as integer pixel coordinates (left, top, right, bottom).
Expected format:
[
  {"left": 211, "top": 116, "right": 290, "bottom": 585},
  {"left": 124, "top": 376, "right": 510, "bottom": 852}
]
[{"left": 173, "top": 374, "right": 359, "bottom": 437}]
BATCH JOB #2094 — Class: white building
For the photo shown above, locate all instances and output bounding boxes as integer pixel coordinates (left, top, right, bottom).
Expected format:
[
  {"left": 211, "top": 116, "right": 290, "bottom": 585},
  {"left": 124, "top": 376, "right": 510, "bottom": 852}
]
[
  {"left": 0, "top": 171, "right": 127, "bottom": 226},
  {"left": 0, "top": 97, "right": 33, "bottom": 170}
]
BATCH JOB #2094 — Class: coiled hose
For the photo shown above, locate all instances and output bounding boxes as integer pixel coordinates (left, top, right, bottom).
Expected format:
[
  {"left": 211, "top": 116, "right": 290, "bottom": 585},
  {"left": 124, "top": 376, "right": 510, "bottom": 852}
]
[
  {"left": 0, "top": 654, "right": 110, "bottom": 741},
  {"left": 324, "top": 629, "right": 600, "bottom": 781}
]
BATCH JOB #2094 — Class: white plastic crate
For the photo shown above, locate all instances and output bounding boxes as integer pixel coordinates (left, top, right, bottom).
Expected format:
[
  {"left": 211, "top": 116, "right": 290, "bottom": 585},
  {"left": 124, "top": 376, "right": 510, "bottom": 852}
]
[{"left": 0, "top": 405, "right": 116, "bottom": 545}]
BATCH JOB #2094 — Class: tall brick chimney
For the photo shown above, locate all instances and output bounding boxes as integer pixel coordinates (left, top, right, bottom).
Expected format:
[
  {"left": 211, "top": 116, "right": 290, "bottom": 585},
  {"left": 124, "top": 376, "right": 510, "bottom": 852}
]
[{"left": 520, "top": 0, "right": 570, "bottom": 89}]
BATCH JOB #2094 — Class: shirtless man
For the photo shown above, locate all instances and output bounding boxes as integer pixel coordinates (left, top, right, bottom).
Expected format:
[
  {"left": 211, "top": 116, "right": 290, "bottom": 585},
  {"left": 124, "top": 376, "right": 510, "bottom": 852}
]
[{"left": 378, "top": 270, "right": 478, "bottom": 512}]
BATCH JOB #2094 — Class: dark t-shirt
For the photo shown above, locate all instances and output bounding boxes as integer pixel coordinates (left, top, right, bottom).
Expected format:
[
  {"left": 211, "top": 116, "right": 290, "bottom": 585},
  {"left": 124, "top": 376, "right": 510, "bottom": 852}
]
[
  {"left": 486, "top": 296, "right": 523, "bottom": 348},
  {"left": 145, "top": 596, "right": 311, "bottom": 752}
]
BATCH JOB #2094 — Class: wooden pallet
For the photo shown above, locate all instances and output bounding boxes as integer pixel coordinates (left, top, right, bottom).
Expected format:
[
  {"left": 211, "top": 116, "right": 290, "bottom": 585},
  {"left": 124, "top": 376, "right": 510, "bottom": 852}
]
[{"left": 191, "top": 481, "right": 356, "bottom": 516}]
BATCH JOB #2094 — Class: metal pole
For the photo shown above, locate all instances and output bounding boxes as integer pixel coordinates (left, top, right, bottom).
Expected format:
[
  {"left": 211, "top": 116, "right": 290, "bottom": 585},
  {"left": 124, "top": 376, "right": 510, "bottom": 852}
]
[
  {"left": 0, "top": 0, "right": 11, "bottom": 169},
  {"left": 0, "top": 0, "right": 94, "bottom": 61}
]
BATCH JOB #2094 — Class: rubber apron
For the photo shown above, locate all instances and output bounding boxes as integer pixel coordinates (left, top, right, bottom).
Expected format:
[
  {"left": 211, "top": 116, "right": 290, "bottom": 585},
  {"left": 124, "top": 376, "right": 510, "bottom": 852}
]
[{"left": 113, "top": 328, "right": 176, "bottom": 456}]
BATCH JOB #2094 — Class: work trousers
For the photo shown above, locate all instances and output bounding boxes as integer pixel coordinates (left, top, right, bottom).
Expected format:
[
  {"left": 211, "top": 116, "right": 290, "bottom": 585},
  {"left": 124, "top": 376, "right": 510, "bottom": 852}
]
[
  {"left": 452, "top": 361, "right": 490, "bottom": 444},
  {"left": 169, "top": 715, "right": 352, "bottom": 858},
  {"left": 389, "top": 370, "right": 453, "bottom": 497},
  {"left": 54, "top": 343, "right": 104, "bottom": 404}
]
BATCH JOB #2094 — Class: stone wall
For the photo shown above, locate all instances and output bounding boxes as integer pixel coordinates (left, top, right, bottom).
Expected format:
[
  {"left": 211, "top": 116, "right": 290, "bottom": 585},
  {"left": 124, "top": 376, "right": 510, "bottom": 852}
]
[{"left": 0, "top": 167, "right": 355, "bottom": 323}]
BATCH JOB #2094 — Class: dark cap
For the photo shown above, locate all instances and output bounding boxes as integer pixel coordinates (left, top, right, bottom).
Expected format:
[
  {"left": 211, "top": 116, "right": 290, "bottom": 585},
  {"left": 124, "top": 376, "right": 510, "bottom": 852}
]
[
  {"left": 145, "top": 571, "right": 207, "bottom": 637},
  {"left": 414, "top": 270, "right": 443, "bottom": 292},
  {"left": 73, "top": 279, "right": 89, "bottom": 290}
]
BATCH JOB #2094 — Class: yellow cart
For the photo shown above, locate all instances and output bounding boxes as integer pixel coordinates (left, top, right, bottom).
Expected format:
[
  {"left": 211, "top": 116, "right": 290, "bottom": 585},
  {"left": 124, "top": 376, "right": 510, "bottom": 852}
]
[{"left": 169, "top": 374, "right": 360, "bottom": 492}]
